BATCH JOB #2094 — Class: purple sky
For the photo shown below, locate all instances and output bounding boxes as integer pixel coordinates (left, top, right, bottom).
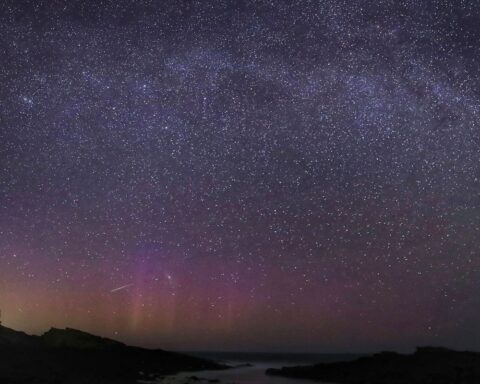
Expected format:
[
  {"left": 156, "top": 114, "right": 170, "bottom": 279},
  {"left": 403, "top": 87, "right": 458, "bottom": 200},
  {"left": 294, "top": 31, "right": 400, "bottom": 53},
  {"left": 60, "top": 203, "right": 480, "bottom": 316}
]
[{"left": 0, "top": 0, "right": 479, "bottom": 352}]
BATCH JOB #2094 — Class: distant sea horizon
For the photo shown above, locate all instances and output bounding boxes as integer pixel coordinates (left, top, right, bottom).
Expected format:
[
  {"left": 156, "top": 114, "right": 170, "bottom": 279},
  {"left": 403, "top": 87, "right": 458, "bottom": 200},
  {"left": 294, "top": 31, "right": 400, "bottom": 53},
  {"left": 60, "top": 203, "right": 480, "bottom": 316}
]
[{"left": 181, "top": 350, "right": 366, "bottom": 365}]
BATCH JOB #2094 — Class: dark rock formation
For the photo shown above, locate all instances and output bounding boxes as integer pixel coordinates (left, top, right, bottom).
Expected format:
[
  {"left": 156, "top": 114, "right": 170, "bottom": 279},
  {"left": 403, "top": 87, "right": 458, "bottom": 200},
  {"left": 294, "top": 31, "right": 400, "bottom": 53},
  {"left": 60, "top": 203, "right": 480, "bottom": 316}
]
[
  {"left": 266, "top": 347, "right": 480, "bottom": 384},
  {"left": 0, "top": 325, "right": 38, "bottom": 347},
  {"left": 41, "top": 327, "right": 126, "bottom": 349},
  {"left": 0, "top": 325, "right": 226, "bottom": 384}
]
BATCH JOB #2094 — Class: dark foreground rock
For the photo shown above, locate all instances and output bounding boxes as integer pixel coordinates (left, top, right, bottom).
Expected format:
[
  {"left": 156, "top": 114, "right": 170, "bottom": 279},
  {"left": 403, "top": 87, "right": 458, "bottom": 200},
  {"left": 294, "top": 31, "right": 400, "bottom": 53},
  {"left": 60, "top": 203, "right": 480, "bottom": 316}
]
[
  {"left": 0, "top": 325, "right": 226, "bottom": 384},
  {"left": 266, "top": 347, "right": 480, "bottom": 384}
]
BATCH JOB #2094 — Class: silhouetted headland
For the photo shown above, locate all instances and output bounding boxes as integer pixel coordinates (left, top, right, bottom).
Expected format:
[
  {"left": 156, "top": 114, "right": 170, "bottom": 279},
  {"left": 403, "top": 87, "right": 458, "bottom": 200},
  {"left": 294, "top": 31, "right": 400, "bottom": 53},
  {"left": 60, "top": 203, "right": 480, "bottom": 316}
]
[
  {"left": 0, "top": 325, "right": 226, "bottom": 383},
  {"left": 266, "top": 346, "right": 480, "bottom": 384}
]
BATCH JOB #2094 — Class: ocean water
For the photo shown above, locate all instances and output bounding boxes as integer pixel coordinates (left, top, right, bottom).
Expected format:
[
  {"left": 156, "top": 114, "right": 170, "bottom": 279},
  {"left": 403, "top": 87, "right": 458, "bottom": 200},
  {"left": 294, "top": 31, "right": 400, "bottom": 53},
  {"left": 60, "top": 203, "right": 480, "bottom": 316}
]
[{"left": 152, "top": 352, "right": 361, "bottom": 384}]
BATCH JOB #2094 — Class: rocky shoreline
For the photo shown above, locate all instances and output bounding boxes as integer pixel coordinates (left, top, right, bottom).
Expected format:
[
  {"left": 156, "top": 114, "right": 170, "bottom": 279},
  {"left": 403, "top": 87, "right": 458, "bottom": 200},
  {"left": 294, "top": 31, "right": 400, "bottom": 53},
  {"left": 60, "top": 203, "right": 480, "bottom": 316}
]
[
  {"left": 266, "top": 347, "right": 480, "bottom": 384},
  {"left": 0, "top": 325, "right": 227, "bottom": 383}
]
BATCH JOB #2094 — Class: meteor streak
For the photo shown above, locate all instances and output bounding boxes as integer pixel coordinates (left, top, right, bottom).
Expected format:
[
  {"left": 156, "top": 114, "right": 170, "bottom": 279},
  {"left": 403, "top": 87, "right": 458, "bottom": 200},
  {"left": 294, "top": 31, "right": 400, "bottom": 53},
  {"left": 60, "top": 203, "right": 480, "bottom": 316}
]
[{"left": 110, "top": 284, "right": 133, "bottom": 293}]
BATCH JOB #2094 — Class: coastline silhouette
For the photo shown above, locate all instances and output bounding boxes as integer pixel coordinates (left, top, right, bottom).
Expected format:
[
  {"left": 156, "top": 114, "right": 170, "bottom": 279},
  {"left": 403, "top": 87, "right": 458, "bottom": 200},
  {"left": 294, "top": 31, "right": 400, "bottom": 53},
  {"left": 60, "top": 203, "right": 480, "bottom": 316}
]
[
  {"left": 2, "top": 324, "right": 480, "bottom": 384},
  {"left": 266, "top": 347, "right": 480, "bottom": 384},
  {"left": 0, "top": 324, "right": 226, "bottom": 383}
]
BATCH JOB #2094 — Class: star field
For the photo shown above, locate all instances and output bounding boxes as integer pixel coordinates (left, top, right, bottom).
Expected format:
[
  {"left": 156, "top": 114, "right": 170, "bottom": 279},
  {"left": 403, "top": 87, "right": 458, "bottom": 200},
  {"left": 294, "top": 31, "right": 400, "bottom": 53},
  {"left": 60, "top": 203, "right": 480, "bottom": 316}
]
[{"left": 0, "top": 0, "right": 479, "bottom": 352}]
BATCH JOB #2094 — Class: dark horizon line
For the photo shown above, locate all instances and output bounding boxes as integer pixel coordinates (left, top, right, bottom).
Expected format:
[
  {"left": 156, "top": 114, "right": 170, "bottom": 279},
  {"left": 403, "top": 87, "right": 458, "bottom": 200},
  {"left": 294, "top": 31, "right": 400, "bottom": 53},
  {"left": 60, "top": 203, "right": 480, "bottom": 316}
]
[{"left": 3, "top": 323, "right": 475, "bottom": 357}]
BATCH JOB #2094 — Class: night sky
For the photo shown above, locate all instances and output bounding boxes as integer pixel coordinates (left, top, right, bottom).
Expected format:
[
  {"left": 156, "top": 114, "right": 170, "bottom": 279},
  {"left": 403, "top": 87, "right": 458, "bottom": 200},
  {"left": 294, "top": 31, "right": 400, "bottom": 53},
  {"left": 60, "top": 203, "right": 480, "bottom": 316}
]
[{"left": 1, "top": 0, "right": 480, "bottom": 353}]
